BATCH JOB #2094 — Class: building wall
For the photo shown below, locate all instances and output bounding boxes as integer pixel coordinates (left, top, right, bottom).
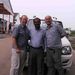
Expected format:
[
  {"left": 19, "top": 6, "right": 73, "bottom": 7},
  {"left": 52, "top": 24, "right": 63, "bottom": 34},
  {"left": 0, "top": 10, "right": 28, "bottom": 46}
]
[
  {"left": 15, "top": 14, "right": 20, "bottom": 25},
  {"left": 0, "top": 14, "right": 13, "bottom": 33}
]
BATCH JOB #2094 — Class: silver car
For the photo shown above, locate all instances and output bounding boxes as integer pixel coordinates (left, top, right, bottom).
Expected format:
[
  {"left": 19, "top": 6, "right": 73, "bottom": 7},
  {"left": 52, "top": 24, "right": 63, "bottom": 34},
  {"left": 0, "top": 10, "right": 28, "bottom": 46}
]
[
  {"left": 25, "top": 19, "right": 73, "bottom": 72},
  {"left": 61, "top": 36, "right": 73, "bottom": 71}
]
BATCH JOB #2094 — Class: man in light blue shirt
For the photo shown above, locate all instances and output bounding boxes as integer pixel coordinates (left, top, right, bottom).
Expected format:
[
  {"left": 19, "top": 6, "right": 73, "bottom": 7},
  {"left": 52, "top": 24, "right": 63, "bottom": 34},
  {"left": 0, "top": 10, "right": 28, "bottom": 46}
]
[
  {"left": 29, "top": 27, "right": 44, "bottom": 48},
  {"left": 28, "top": 18, "right": 45, "bottom": 75}
]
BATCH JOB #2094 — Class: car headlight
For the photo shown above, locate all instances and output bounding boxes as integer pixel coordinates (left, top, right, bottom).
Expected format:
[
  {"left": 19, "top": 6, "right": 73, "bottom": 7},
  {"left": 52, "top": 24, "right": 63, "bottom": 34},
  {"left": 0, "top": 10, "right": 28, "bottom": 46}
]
[{"left": 62, "top": 46, "right": 71, "bottom": 55}]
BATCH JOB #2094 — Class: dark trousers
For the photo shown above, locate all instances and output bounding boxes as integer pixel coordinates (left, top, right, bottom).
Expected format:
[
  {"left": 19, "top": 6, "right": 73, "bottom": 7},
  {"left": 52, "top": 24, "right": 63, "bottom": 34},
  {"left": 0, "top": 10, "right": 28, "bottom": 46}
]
[
  {"left": 46, "top": 48, "right": 64, "bottom": 75},
  {"left": 28, "top": 46, "right": 44, "bottom": 75}
]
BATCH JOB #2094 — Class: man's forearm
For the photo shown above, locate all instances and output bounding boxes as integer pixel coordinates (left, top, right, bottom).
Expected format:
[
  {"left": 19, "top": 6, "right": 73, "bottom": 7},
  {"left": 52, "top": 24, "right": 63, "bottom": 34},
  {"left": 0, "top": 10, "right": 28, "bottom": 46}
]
[{"left": 12, "top": 37, "right": 18, "bottom": 49}]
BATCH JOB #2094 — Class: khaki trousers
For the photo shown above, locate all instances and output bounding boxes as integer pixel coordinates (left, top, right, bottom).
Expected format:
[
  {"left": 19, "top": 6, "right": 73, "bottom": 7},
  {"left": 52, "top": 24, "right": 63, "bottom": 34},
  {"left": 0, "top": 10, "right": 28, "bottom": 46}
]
[{"left": 10, "top": 48, "right": 27, "bottom": 75}]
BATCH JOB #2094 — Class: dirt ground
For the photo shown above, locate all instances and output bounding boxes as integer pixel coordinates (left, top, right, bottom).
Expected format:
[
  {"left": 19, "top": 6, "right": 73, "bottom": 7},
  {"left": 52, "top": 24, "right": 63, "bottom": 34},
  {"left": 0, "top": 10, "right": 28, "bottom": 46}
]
[
  {"left": 0, "top": 37, "right": 12, "bottom": 75},
  {"left": 0, "top": 36, "right": 75, "bottom": 75}
]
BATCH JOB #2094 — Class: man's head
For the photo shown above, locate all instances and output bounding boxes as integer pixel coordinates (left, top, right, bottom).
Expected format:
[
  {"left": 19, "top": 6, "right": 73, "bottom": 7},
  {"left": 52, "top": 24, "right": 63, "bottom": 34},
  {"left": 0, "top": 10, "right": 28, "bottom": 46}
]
[
  {"left": 20, "top": 15, "right": 28, "bottom": 26},
  {"left": 33, "top": 17, "right": 41, "bottom": 30},
  {"left": 45, "top": 16, "right": 52, "bottom": 26}
]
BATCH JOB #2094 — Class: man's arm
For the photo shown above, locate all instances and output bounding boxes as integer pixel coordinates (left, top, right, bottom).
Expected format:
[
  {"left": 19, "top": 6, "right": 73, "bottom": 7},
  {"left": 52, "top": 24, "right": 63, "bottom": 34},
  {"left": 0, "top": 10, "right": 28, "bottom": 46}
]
[
  {"left": 42, "top": 30, "right": 47, "bottom": 52},
  {"left": 57, "top": 25, "right": 66, "bottom": 38},
  {"left": 12, "top": 26, "right": 20, "bottom": 53},
  {"left": 12, "top": 37, "right": 20, "bottom": 53}
]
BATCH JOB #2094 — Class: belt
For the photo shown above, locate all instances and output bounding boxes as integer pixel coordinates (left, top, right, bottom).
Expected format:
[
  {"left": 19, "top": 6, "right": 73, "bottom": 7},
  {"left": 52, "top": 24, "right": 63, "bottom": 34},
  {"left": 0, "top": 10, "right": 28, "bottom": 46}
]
[
  {"left": 47, "top": 47, "right": 54, "bottom": 50},
  {"left": 30, "top": 46, "right": 43, "bottom": 49},
  {"left": 47, "top": 47, "right": 61, "bottom": 50}
]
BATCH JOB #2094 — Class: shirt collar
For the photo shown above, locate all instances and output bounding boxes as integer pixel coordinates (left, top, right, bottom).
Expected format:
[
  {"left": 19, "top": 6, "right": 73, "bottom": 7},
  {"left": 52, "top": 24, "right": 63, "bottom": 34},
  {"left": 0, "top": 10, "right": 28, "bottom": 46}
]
[
  {"left": 20, "top": 24, "right": 27, "bottom": 28},
  {"left": 46, "top": 23, "right": 53, "bottom": 30}
]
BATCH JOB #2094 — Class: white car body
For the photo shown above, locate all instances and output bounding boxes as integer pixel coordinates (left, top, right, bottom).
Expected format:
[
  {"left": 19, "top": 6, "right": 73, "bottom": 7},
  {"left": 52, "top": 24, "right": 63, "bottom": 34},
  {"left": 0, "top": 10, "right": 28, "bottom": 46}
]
[{"left": 61, "top": 36, "right": 73, "bottom": 70}]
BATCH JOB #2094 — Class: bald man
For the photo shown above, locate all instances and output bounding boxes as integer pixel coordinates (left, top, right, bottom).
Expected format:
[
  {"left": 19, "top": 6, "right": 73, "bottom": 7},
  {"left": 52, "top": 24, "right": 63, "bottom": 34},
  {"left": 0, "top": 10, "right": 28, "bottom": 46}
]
[
  {"left": 10, "top": 15, "right": 30, "bottom": 75},
  {"left": 45, "top": 16, "right": 66, "bottom": 75}
]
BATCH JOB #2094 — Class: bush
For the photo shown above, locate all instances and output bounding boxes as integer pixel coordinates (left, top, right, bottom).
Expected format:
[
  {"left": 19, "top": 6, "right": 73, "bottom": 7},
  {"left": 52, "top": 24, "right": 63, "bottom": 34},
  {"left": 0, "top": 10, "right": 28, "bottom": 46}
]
[{"left": 70, "top": 31, "right": 75, "bottom": 36}]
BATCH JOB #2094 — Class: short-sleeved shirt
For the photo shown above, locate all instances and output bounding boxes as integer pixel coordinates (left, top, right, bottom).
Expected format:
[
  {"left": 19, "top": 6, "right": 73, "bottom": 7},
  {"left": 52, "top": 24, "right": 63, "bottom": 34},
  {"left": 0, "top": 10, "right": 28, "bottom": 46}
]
[
  {"left": 45, "top": 23, "right": 66, "bottom": 49},
  {"left": 29, "top": 28, "right": 45, "bottom": 48},
  {"left": 12, "top": 24, "right": 30, "bottom": 50}
]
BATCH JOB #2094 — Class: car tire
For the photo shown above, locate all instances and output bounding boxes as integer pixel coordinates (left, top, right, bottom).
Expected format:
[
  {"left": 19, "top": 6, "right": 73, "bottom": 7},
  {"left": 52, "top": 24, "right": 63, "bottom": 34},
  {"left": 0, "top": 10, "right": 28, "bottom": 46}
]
[{"left": 64, "top": 69, "right": 67, "bottom": 73}]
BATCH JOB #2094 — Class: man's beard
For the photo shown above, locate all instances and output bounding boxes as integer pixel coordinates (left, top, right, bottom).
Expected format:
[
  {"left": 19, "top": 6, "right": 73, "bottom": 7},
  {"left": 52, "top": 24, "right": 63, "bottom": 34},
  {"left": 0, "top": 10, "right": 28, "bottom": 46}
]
[{"left": 35, "top": 25, "right": 40, "bottom": 30}]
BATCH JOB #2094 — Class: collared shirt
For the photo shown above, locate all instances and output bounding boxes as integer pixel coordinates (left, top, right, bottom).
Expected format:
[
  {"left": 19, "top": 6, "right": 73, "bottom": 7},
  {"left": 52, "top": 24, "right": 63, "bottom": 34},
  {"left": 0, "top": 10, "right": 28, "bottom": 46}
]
[
  {"left": 12, "top": 24, "right": 30, "bottom": 50},
  {"left": 29, "top": 28, "right": 45, "bottom": 48},
  {"left": 45, "top": 23, "right": 66, "bottom": 49}
]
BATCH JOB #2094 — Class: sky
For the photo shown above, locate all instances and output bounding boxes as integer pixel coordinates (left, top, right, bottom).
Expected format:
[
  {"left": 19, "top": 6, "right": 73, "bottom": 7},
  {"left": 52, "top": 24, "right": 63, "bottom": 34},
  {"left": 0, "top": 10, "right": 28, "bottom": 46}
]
[{"left": 10, "top": 0, "right": 75, "bottom": 30}]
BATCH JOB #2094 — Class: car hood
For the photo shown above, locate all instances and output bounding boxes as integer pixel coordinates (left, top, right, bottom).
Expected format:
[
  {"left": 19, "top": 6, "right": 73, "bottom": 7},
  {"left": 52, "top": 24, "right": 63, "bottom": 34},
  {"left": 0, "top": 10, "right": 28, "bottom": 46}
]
[{"left": 61, "top": 36, "right": 71, "bottom": 47}]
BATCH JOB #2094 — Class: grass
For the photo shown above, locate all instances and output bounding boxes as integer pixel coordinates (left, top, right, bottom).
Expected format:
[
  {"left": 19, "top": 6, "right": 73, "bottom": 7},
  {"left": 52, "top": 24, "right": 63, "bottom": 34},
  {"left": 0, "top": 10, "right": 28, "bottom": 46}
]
[
  {"left": 70, "top": 31, "right": 75, "bottom": 36},
  {"left": 69, "top": 30, "right": 75, "bottom": 49},
  {"left": 68, "top": 30, "right": 75, "bottom": 50}
]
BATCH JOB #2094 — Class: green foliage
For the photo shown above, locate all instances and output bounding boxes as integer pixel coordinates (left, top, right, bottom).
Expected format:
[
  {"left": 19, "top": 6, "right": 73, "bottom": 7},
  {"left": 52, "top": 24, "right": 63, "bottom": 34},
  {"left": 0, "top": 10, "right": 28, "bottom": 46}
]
[{"left": 70, "top": 30, "right": 75, "bottom": 36}]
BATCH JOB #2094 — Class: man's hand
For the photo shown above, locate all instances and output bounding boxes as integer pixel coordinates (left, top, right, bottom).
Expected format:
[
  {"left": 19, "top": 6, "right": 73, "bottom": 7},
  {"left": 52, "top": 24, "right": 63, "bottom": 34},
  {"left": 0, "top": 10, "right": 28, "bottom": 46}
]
[{"left": 16, "top": 48, "right": 21, "bottom": 53}]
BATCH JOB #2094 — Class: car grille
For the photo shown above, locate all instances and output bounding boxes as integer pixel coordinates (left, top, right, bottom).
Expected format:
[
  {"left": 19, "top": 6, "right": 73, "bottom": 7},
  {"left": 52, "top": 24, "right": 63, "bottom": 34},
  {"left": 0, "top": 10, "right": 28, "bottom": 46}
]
[{"left": 62, "top": 59, "right": 69, "bottom": 64}]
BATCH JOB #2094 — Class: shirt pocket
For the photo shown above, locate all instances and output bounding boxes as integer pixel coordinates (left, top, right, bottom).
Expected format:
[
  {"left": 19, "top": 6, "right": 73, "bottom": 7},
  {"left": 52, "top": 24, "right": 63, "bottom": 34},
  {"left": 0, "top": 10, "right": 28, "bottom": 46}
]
[{"left": 19, "top": 30, "right": 25, "bottom": 35}]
